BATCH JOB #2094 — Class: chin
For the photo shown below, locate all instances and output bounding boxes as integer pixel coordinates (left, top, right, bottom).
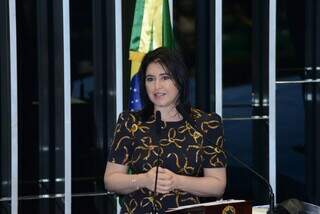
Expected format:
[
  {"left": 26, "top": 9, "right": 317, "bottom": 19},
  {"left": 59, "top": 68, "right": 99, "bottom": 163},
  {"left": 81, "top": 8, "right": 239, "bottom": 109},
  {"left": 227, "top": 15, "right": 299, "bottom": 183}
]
[
  {"left": 152, "top": 101, "right": 164, "bottom": 106},
  {"left": 152, "top": 100, "right": 166, "bottom": 107}
]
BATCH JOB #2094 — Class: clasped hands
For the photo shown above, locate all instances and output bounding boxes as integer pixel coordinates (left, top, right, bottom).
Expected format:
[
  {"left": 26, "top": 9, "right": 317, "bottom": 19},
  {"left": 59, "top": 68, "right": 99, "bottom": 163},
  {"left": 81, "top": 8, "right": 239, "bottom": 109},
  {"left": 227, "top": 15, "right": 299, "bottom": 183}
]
[{"left": 144, "top": 167, "right": 180, "bottom": 194}]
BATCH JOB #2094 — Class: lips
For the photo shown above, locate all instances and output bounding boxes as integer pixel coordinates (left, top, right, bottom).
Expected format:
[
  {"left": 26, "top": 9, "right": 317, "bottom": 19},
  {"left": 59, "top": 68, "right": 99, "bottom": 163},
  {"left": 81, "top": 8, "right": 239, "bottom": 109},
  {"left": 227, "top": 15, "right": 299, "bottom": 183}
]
[{"left": 154, "top": 92, "right": 166, "bottom": 97}]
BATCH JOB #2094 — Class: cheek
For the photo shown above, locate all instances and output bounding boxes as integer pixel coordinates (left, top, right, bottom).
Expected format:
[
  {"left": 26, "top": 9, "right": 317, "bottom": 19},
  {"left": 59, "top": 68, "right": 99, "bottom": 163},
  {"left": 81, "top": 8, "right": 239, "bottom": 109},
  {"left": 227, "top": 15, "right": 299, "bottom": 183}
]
[
  {"left": 169, "top": 83, "right": 179, "bottom": 94},
  {"left": 173, "top": 87, "right": 180, "bottom": 100},
  {"left": 174, "top": 89, "right": 179, "bottom": 98},
  {"left": 145, "top": 84, "right": 153, "bottom": 96}
]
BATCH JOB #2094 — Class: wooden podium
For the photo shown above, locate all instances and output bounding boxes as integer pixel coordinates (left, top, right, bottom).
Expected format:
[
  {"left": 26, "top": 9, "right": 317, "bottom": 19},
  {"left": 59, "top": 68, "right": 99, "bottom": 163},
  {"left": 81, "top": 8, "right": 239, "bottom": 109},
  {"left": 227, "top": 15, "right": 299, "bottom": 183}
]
[{"left": 166, "top": 200, "right": 252, "bottom": 214}]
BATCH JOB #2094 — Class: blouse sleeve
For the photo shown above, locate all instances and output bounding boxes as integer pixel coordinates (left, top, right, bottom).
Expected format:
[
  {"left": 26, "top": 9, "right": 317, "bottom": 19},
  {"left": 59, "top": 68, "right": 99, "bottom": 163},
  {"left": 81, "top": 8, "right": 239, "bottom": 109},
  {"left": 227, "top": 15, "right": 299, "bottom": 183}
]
[
  {"left": 107, "top": 111, "right": 134, "bottom": 165},
  {"left": 201, "top": 113, "right": 227, "bottom": 168}
]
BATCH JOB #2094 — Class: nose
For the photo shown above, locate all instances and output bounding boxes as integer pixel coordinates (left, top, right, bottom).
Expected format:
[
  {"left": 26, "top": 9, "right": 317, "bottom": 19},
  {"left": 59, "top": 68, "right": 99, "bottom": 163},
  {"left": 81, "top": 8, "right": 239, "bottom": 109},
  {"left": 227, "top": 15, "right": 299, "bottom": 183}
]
[{"left": 154, "top": 78, "right": 162, "bottom": 90}]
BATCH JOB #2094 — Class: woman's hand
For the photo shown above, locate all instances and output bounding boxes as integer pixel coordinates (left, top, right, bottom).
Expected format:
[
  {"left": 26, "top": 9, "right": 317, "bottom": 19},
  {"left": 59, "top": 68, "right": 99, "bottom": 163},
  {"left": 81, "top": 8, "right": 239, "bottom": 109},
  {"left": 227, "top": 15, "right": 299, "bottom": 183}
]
[
  {"left": 143, "top": 167, "right": 180, "bottom": 194},
  {"left": 143, "top": 167, "right": 227, "bottom": 197},
  {"left": 160, "top": 168, "right": 181, "bottom": 191}
]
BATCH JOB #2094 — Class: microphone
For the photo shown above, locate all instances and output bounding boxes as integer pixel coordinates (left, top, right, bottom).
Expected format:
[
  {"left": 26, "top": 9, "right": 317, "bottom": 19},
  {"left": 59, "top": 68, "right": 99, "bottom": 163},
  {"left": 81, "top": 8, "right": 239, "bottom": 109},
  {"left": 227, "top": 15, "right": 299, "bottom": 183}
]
[
  {"left": 176, "top": 104, "right": 275, "bottom": 214},
  {"left": 155, "top": 111, "right": 162, "bottom": 135},
  {"left": 153, "top": 111, "right": 162, "bottom": 214}
]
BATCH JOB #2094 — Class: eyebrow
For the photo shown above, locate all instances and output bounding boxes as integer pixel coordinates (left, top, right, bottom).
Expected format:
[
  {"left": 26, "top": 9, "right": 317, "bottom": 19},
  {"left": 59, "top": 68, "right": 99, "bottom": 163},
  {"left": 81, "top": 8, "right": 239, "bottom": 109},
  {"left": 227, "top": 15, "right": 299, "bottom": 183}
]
[{"left": 146, "top": 72, "right": 170, "bottom": 77}]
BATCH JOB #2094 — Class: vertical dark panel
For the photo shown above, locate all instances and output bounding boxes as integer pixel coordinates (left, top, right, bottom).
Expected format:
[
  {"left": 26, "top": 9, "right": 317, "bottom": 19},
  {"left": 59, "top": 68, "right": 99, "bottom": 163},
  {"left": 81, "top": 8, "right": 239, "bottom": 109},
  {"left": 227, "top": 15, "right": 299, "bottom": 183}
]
[
  {"left": 195, "top": 1, "right": 210, "bottom": 111},
  {"left": 305, "top": 0, "right": 316, "bottom": 204},
  {"left": 16, "top": 0, "right": 39, "bottom": 202},
  {"left": 208, "top": 0, "right": 216, "bottom": 112},
  {"left": 275, "top": 0, "right": 306, "bottom": 203},
  {"left": 0, "top": 0, "right": 12, "bottom": 201},
  {"left": 37, "top": 0, "right": 50, "bottom": 183},
  {"left": 313, "top": 0, "right": 320, "bottom": 205},
  {"left": 105, "top": 0, "right": 117, "bottom": 152},
  {"left": 70, "top": 0, "right": 95, "bottom": 204},
  {"left": 69, "top": 0, "right": 117, "bottom": 212},
  {"left": 251, "top": 0, "right": 269, "bottom": 204},
  {"left": 92, "top": 0, "right": 116, "bottom": 165},
  {"left": 92, "top": 0, "right": 106, "bottom": 176},
  {"left": 92, "top": 0, "right": 104, "bottom": 136},
  {"left": 37, "top": 0, "right": 57, "bottom": 213},
  {"left": 122, "top": 0, "right": 135, "bottom": 108},
  {"left": 92, "top": 0, "right": 116, "bottom": 206},
  {"left": 103, "top": 1, "right": 117, "bottom": 150},
  {"left": 52, "top": 1, "right": 65, "bottom": 211},
  {"left": 305, "top": 0, "right": 320, "bottom": 204},
  {"left": 37, "top": 0, "right": 50, "bottom": 186}
]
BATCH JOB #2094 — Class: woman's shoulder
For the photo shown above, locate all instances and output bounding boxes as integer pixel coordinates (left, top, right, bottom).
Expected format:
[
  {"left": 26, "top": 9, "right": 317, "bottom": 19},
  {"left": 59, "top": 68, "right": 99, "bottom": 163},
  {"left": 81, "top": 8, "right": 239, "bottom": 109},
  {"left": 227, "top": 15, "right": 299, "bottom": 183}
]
[
  {"left": 190, "top": 107, "right": 222, "bottom": 122},
  {"left": 117, "top": 110, "right": 142, "bottom": 123}
]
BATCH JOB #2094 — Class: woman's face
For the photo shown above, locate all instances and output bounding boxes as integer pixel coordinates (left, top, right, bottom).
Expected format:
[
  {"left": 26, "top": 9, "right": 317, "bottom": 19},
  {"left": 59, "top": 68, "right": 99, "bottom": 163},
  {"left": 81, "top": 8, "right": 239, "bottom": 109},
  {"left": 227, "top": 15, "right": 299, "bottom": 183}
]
[{"left": 145, "top": 62, "right": 179, "bottom": 111}]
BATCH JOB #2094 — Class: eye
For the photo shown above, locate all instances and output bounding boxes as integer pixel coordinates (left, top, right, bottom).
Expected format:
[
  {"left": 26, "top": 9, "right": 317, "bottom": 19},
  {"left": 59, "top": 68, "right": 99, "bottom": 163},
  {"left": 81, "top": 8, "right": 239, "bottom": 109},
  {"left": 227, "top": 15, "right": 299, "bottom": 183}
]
[
  {"left": 162, "top": 75, "right": 171, "bottom": 81},
  {"left": 146, "top": 76, "right": 154, "bottom": 82}
]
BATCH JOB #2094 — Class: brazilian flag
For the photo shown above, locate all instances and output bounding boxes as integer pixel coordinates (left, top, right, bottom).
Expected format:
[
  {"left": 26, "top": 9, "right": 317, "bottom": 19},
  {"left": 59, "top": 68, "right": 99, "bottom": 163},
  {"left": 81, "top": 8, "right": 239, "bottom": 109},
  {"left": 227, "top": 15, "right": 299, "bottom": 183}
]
[{"left": 128, "top": 0, "right": 173, "bottom": 111}]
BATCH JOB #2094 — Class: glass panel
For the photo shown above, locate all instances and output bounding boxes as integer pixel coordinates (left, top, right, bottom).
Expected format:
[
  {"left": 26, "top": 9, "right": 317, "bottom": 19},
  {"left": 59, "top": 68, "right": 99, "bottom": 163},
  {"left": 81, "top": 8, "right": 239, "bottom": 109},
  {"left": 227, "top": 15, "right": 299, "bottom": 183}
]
[
  {"left": 14, "top": 0, "right": 116, "bottom": 212},
  {"left": 224, "top": 119, "right": 269, "bottom": 204},
  {"left": 223, "top": 119, "right": 253, "bottom": 200},
  {"left": 70, "top": 0, "right": 114, "bottom": 195},
  {"left": 224, "top": 120, "right": 253, "bottom": 164},
  {"left": 0, "top": 74, "right": 11, "bottom": 206},
  {"left": 17, "top": 0, "right": 65, "bottom": 202},
  {"left": 72, "top": 194, "right": 117, "bottom": 214},
  {"left": 223, "top": 0, "right": 253, "bottom": 118},
  {"left": 223, "top": 84, "right": 253, "bottom": 118},
  {"left": 277, "top": 1, "right": 319, "bottom": 203},
  {"left": 16, "top": 0, "right": 40, "bottom": 197},
  {"left": 1, "top": 1, "right": 13, "bottom": 211},
  {"left": 0, "top": 201, "right": 11, "bottom": 214},
  {"left": 19, "top": 198, "right": 65, "bottom": 214},
  {"left": 276, "top": 84, "right": 306, "bottom": 201},
  {"left": 173, "top": 0, "right": 197, "bottom": 105},
  {"left": 70, "top": 0, "right": 97, "bottom": 194},
  {"left": 276, "top": 1, "right": 305, "bottom": 82}
]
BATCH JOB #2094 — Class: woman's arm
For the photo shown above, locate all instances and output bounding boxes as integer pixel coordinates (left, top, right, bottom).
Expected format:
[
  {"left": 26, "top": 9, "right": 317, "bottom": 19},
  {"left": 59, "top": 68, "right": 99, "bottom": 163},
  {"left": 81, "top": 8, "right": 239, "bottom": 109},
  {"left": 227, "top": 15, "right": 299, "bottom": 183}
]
[
  {"left": 104, "top": 162, "right": 174, "bottom": 194},
  {"left": 104, "top": 162, "right": 139, "bottom": 194},
  {"left": 164, "top": 167, "right": 227, "bottom": 197}
]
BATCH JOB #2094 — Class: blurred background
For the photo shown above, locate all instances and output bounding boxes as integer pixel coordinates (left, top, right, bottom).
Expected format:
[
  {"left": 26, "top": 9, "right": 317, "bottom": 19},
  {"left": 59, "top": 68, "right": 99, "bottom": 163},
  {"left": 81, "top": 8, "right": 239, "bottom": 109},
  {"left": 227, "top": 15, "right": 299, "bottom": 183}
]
[{"left": 1, "top": 0, "right": 319, "bottom": 213}]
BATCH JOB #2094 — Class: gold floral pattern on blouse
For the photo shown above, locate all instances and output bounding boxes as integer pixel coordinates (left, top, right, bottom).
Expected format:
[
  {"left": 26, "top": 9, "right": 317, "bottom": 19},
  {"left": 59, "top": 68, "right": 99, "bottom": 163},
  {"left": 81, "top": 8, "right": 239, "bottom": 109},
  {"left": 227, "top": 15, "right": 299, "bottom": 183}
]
[
  {"left": 123, "top": 199, "right": 138, "bottom": 214},
  {"left": 134, "top": 136, "right": 163, "bottom": 160},
  {"left": 126, "top": 120, "right": 149, "bottom": 136},
  {"left": 160, "top": 128, "right": 186, "bottom": 148},
  {"left": 167, "top": 153, "right": 194, "bottom": 175},
  {"left": 190, "top": 108, "right": 203, "bottom": 119},
  {"left": 178, "top": 122, "right": 203, "bottom": 144},
  {"left": 108, "top": 109, "right": 227, "bottom": 213},
  {"left": 202, "top": 121, "right": 220, "bottom": 133}
]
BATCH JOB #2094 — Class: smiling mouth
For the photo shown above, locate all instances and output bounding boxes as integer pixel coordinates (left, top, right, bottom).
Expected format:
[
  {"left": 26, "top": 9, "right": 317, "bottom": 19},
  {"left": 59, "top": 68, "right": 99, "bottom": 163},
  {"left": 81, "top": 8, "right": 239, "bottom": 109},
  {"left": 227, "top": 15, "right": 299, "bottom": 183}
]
[{"left": 154, "top": 92, "right": 166, "bottom": 97}]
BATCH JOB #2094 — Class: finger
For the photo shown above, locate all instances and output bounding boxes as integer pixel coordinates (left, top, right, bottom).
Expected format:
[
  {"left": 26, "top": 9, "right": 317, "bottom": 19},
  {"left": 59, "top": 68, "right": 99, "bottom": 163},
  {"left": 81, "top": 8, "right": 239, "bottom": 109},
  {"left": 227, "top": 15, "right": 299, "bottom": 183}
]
[
  {"left": 156, "top": 167, "right": 166, "bottom": 173},
  {"left": 156, "top": 184, "right": 171, "bottom": 194},
  {"left": 157, "top": 173, "right": 172, "bottom": 180},
  {"left": 157, "top": 179, "right": 173, "bottom": 189}
]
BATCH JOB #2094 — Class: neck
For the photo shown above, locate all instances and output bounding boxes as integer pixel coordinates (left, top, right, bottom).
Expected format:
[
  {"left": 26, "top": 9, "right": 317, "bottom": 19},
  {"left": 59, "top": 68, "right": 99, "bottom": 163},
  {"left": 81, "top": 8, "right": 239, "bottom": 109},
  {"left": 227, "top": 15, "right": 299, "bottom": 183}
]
[{"left": 154, "top": 105, "right": 182, "bottom": 122}]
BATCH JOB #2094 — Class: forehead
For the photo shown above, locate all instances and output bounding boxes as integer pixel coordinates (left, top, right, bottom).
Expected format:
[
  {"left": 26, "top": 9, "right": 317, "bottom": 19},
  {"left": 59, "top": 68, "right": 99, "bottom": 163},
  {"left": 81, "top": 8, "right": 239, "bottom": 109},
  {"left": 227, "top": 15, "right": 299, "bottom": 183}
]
[{"left": 145, "top": 62, "right": 169, "bottom": 75}]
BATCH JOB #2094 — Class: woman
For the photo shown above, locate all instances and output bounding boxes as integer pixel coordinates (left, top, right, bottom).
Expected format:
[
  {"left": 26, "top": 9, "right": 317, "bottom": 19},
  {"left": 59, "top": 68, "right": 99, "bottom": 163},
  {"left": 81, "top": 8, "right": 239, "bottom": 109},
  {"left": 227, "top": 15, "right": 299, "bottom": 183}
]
[{"left": 104, "top": 47, "right": 227, "bottom": 213}]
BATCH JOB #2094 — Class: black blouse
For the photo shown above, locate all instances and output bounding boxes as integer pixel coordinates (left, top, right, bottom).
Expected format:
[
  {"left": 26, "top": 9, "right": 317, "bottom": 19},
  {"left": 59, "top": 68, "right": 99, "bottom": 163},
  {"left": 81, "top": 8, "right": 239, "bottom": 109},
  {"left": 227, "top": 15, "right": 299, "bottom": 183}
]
[{"left": 108, "top": 108, "right": 227, "bottom": 213}]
